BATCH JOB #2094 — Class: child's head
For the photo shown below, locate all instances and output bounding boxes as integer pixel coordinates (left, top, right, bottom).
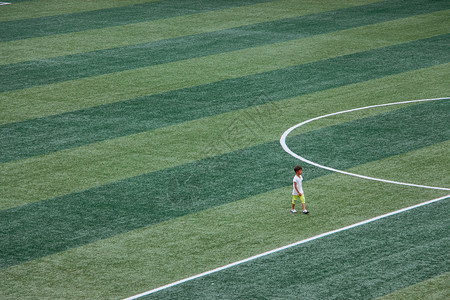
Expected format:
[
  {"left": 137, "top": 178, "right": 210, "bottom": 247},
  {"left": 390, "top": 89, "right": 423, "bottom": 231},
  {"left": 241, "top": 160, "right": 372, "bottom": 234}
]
[{"left": 294, "top": 166, "right": 302, "bottom": 175}]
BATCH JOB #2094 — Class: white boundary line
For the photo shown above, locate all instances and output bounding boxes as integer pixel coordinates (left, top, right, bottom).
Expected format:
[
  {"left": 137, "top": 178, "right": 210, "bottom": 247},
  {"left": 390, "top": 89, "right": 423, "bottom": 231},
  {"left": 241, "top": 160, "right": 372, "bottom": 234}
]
[
  {"left": 124, "top": 97, "right": 450, "bottom": 299},
  {"left": 124, "top": 194, "right": 450, "bottom": 300},
  {"left": 280, "top": 97, "right": 450, "bottom": 191}
]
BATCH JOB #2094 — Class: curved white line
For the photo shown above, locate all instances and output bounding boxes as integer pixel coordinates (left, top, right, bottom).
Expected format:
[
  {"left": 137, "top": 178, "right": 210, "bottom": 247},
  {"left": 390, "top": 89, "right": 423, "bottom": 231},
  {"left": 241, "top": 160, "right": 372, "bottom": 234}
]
[{"left": 280, "top": 97, "right": 450, "bottom": 191}]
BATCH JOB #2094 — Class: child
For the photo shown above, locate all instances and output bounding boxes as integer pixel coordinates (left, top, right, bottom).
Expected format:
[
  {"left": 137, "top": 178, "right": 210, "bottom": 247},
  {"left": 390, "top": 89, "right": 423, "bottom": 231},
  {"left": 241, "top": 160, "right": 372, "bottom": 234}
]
[{"left": 291, "top": 166, "right": 308, "bottom": 214}]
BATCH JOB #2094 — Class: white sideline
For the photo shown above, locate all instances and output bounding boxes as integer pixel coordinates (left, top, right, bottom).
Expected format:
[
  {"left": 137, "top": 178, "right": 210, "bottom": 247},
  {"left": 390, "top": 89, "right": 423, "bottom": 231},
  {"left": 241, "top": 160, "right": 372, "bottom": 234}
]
[
  {"left": 123, "top": 194, "right": 449, "bottom": 299},
  {"left": 280, "top": 97, "right": 450, "bottom": 191}
]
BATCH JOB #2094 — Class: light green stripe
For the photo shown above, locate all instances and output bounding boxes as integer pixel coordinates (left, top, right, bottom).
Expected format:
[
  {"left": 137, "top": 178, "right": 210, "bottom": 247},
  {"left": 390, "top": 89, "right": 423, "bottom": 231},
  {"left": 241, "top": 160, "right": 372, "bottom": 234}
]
[
  {"left": 1, "top": 142, "right": 447, "bottom": 299},
  {"left": 376, "top": 272, "right": 450, "bottom": 300},
  {"left": 344, "top": 141, "right": 450, "bottom": 189},
  {"left": 0, "top": 0, "right": 161, "bottom": 22},
  {"left": 1, "top": 63, "right": 448, "bottom": 210},
  {"left": 0, "top": 0, "right": 381, "bottom": 65},
  {"left": 1, "top": 10, "right": 448, "bottom": 125}
]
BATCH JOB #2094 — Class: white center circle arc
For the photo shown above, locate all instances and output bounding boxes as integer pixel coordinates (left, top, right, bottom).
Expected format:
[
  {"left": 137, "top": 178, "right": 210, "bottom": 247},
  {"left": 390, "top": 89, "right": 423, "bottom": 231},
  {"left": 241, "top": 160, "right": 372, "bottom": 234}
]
[{"left": 280, "top": 97, "right": 450, "bottom": 191}]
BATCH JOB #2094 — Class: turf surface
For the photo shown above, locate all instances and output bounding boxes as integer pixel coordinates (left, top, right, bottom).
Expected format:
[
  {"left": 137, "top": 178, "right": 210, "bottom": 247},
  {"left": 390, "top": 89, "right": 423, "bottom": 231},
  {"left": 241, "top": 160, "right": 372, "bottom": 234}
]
[
  {"left": 378, "top": 272, "right": 450, "bottom": 300},
  {"left": 0, "top": 0, "right": 272, "bottom": 42},
  {"left": 2, "top": 33, "right": 449, "bottom": 161},
  {"left": 0, "top": 0, "right": 449, "bottom": 299},
  {"left": 2, "top": 63, "right": 448, "bottom": 211},
  {"left": 1, "top": 147, "right": 447, "bottom": 298},
  {"left": 0, "top": 0, "right": 379, "bottom": 65},
  {"left": 2, "top": 1, "right": 448, "bottom": 91},
  {"left": 2, "top": 11, "right": 449, "bottom": 124},
  {"left": 0, "top": 0, "right": 160, "bottom": 22},
  {"left": 143, "top": 199, "right": 450, "bottom": 299},
  {"left": 1, "top": 100, "right": 448, "bottom": 269}
]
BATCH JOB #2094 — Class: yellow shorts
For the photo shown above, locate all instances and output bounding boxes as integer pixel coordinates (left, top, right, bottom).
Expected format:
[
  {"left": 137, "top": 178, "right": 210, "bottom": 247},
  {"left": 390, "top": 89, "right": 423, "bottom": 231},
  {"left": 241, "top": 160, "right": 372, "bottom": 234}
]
[{"left": 292, "top": 194, "right": 305, "bottom": 204}]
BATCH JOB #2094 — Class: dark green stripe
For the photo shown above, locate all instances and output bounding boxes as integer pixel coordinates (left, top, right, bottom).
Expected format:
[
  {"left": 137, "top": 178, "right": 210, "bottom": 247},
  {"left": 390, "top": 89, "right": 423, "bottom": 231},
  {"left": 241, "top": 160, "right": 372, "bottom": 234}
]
[
  {"left": 2, "top": 0, "right": 449, "bottom": 92},
  {"left": 1, "top": 100, "right": 448, "bottom": 269},
  {"left": 0, "top": 0, "right": 272, "bottom": 42},
  {"left": 1, "top": 35, "right": 449, "bottom": 163},
  {"left": 146, "top": 199, "right": 449, "bottom": 299}
]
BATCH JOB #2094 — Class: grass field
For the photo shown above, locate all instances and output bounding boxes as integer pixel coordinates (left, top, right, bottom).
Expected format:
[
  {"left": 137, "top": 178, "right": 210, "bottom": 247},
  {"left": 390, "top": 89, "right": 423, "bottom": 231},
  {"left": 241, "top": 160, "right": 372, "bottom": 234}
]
[{"left": 0, "top": 0, "right": 449, "bottom": 299}]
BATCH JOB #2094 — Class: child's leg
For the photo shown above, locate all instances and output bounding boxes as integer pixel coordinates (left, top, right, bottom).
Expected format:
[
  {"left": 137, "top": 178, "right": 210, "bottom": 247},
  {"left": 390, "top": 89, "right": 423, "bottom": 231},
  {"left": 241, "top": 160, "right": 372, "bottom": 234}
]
[
  {"left": 292, "top": 195, "right": 296, "bottom": 209},
  {"left": 300, "top": 194, "right": 308, "bottom": 213},
  {"left": 291, "top": 195, "right": 297, "bottom": 211}
]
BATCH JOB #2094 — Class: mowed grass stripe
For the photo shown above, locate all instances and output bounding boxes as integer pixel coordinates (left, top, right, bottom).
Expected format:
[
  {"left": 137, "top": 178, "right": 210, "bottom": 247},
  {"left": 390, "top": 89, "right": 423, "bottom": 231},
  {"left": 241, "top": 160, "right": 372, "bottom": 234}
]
[
  {"left": 1, "top": 63, "right": 448, "bottom": 209},
  {"left": 377, "top": 272, "right": 450, "bottom": 300},
  {"left": 146, "top": 199, "right": 449, "bottom": 300},
  {"left": 2, "top": 13, "right": 449, "bottom": 125},
  {"left": 4, "top": 1, "right": 446, "bottom": 92},
  {"left": 342, "top": 140, "right": 450, "bottom": 191},
  {"left": 0, "top": 0, "right": 382, "bottom": 66},
  {"left": 0, "top": 0, "right": 161, "bottom": 22},
  {"left": 0, "top": 145, "right": 447, "bottom": 299},
  {"left": 0, "top": 0, "right": 272, "bottom": 42},
  {"left": 1, "top": 33, "right": 449, "bottom": 163},
  {"left": 1, "top": 101, "right": 448, "bottom": 269}
]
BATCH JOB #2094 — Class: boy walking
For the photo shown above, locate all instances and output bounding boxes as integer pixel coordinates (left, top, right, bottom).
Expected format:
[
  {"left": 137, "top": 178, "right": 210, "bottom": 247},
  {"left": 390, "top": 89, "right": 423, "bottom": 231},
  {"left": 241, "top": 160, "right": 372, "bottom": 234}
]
[{"left": 291, "top": 166, "right": 308, "bottom": 214}]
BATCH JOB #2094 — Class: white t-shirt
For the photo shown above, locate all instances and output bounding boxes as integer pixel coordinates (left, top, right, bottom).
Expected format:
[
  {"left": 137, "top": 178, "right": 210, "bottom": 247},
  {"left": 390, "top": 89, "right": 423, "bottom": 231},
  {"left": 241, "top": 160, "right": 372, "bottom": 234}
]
[{"left": 292, "top": 175, "right": 303, "bottom": 195}]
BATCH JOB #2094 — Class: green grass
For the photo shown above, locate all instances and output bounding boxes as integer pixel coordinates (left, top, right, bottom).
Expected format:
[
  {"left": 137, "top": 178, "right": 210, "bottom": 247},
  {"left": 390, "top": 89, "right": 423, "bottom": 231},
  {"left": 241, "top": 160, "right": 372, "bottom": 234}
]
[
  {"left": 0, "top": 0, "right": 381, "bottom": 65},
  {"left": 142, "top": 199, "right": 449, "bottom": 299},
  {"left": 377, "top": 272, "right": 450, "bottom": 300},
  {"left": 289, "top": 100, "right": 450, "bottom": 169},
  {"left": 1, "top": 100, "right": 448, "bottom": 268},
  {"left": 1, "top": 65, "right": 448, "bottom": 210},
  {"left": 0, "top": 0, "right": 161, "bottom": 22},
  {"left": 0, "top": 0, "right": 272, "bottom": 42},
  {"left": 2, "top": 11, "right": 449, "bottom": 124},
  {"left": 1, "top": 151, "right": 447, "bottom": 298},
  {"left": 2, "top": 30, "right": 449, "bottom": 162},
  {"left": 0, "top": 0, "right": 449, "bottom": 299},
  {"left": 4, "top": 3, "right": 448, "bottom": 91}
]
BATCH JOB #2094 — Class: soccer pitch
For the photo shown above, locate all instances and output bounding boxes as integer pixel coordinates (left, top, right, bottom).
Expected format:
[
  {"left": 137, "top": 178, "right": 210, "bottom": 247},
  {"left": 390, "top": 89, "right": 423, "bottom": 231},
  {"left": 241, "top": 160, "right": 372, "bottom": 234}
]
[{"left": 0, "top": 0, "right": 449, "bottom": 299}]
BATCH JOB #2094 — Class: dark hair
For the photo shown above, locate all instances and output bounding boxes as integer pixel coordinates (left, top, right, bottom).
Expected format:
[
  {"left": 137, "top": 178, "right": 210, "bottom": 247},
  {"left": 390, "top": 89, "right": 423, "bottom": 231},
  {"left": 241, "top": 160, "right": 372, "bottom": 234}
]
[{"left": 294, "top": 166, "right": 302, "bottom": 172}]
